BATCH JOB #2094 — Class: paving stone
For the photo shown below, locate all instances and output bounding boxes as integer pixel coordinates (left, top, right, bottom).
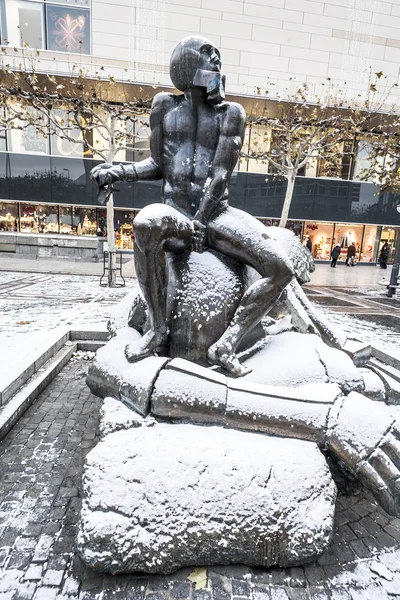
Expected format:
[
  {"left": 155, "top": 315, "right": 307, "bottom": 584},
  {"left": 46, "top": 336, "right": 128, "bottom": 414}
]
[
  {"left": 231, "top": 580, "right": 251, "bottom": 597},
  {"left": 170, "top": 581, "right": 192, "bottom": 598},
  {"left": 251, "top": 588, "right": 272, "bottom": 600},
  {"left": 33, "top": 587, "right": 59, "bottom": 600},
  {"left": 24, "top": 565, "right": 43, "bottom": 581},
  {"left": 42, "top": 569, "right": 64, "bottom": 586},
  {"left": 210, "top": 577, "right": 231, "bottom": 600},
  {"left": 12, "top": 582, "right": 37, "bottom": 600}
]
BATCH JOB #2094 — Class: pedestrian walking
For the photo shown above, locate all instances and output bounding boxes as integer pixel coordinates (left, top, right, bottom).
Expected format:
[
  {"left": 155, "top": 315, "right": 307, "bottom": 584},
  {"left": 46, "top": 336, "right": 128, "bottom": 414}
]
[
  {"left": 345, "top": 242, "right": 356, "bottom": 267},
  {"left": 379, "top": 241, "right": 390, "bottom": 269},
  {"left": 330, "top": 244, "right": 341, "bottom": 268}
]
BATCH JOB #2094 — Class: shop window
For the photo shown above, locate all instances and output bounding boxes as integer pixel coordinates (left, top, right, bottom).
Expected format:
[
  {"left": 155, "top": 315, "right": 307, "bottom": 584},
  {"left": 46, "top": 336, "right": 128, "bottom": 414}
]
[
  {"left": 125, "top": 116, "right": 150, "bottom": 163},
  {"left": 0, "top": 201, "right": 18, "bottom": 231},
  {"left": 46, "top": 3, "right": 90, "bottom": 54},
  {"left": 334, "top": 223, "right": 364, "bottom": 263},
  {"left": 19, "top": 204, "right": 37, "bottom": 232},
  {"left": 7, "top": 105, "right": 49, "bottom": 154},
  {"left": 114, "top": 209, "right": 136, "bottom": 250},
  {"left": 5, "top": 1, "right": 45, "bottom": 49},
  {"left": 59, "top": 205, "right": 73, "bottom": 234},
  {"left": 74, "top": 207, "right": 96, "bottom": 235},
  {"left": 304, "top": 222, "right": 334, "bottom": 261},
  {"left": 379, "top": 228, "right": 398, "bottom": 265},
  {"left": 50, "top": 108, "right": 84, "bottom": 158},
  {"left": 360, "top": 225, "right": 377, "bottom": 263},
  {"left": 18, "top": 203, "right": 57, "bottom": 233},
  {"left": 3, "top": 0, "right": 90, "bottom": 54}
]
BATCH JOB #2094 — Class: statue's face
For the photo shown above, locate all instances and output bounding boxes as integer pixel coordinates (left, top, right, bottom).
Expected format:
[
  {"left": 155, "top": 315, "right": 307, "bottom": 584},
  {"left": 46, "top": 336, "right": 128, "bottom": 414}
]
[
  {"left": 197, "top": 42, "right": 221, "bottom": 74},
  {"left": 170, "top": 36, "right": 222, "bottom": 91}
]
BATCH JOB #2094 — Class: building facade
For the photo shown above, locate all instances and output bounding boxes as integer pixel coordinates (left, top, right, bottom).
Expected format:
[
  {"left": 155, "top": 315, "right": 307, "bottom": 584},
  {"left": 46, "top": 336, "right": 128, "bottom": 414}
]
[{"left": 0, "top": 0, "right": 399, "bottom": 262}]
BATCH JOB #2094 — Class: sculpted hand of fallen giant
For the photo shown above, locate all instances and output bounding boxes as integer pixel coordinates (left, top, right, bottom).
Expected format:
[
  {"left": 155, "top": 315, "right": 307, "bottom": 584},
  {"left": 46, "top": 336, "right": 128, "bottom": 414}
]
[{"left": 84, "top": 36, "right": 400, "bottom": 573}]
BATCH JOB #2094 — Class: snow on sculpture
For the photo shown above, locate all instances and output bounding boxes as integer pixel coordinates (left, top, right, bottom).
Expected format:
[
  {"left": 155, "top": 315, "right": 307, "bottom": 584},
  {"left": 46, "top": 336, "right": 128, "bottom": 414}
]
[{"left": 80, "top": 35, "right": 400, "bottom": 574}]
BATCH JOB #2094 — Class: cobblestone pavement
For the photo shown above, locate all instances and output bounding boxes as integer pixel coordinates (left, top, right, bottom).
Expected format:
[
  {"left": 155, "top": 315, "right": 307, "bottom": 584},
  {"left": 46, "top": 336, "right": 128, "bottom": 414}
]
[{"left": 1, "top": 358, "right": 400, "bottom": 599}]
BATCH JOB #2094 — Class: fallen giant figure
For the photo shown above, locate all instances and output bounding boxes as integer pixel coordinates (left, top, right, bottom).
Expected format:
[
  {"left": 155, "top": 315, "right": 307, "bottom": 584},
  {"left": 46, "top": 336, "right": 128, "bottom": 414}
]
[{"left": 79, "top": 36, "right": 400, "bottom": 575}]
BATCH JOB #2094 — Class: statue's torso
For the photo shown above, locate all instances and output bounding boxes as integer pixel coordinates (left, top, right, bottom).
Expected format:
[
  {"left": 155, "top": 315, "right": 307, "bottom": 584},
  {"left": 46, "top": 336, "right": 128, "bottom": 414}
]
[{"left": 160, "top": 96, "right": 231, "bottom": 218}]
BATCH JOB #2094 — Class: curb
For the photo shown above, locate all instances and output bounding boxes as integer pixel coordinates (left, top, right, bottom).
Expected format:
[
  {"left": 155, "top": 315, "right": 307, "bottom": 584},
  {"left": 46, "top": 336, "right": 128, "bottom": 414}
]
[{"left": 0, "top": 328, "right": 108, "bottom": 442}]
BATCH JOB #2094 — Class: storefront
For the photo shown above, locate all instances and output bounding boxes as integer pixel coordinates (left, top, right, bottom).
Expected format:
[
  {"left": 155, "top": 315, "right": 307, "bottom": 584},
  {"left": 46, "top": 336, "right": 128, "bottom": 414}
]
[
  {"left": 0, "top": 201, "right": 138, "bottom": 250},
  {"left": 301, "top": 221, "right": 397, "bottom": 264}
]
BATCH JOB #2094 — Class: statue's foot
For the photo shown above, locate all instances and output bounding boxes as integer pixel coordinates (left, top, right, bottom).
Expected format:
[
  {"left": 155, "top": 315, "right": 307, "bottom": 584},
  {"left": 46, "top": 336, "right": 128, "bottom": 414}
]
[
  {"left": 125, "top": 330, "right": 167, "bottom": 363},
  {"left": 208, "top": 341, "right": 252, "bottom": 378}
]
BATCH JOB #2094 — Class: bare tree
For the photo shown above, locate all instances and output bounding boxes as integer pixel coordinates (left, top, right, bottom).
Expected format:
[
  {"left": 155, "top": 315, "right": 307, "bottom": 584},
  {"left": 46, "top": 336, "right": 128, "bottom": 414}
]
[
  {"left": 244, "top": 76, "right": 398, "bottom": 228},
  {"left": 0, "top": 46, "right": 151, "bottom": 286}
]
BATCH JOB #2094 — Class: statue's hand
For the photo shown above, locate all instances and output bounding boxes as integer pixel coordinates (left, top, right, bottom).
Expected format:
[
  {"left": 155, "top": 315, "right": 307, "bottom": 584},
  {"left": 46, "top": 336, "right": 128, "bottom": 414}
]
[
  {"left": 327, "top": 392, "right": 400, "bottom": 515},
  {"left": 192, "top": 220, "right": 206, "bottom": 253},
  {"left": 90, "top": 163, "right": 122, "bottom": 187}
]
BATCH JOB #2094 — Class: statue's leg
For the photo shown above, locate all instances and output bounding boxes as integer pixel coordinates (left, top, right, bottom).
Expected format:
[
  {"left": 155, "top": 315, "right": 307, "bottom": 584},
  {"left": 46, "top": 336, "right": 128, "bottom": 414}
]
[
  {"left": 207, "top": 208, "right": 294, "bottom": 377},
  {"left": 125, "top": 205, "right": 192, "bottom": 362}
]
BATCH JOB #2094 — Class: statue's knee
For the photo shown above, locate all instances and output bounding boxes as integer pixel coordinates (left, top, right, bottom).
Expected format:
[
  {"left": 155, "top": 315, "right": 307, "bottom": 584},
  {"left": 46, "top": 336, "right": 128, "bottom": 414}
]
[
  {"left": 133, "top": 215, "right": 162, "bottom": 246},
  {"left": 268, "top": 261, "right": 294, "bottom": 291}
]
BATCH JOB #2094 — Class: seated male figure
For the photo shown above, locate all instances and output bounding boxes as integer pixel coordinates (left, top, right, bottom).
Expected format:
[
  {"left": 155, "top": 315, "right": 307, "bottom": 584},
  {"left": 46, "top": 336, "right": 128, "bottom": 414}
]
[{"left": 91, "top": 36, "right": 294, "bottom": 377}]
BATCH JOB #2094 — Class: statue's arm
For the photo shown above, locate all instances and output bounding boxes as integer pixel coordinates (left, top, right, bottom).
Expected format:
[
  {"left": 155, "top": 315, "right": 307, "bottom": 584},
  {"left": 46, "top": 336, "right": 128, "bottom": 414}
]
[
  {"left": 91, "top": 93, "right": 170, "bottom": 187},
  {"left": 119, "top": 93, "right": 167, "bottom": 182},
  {"left": 195, "top": 102, "right": 246, "bottom": 224}
]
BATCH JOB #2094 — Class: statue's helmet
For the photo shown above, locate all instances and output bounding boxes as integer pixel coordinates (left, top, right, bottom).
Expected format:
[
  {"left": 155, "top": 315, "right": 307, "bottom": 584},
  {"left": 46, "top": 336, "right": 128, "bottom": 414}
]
[{"left": 170, "top": 36, "right": 221, "bottom": 92}]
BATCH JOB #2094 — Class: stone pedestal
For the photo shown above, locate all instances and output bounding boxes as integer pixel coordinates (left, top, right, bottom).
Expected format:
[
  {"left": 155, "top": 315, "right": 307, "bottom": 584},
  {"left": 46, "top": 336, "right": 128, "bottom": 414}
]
[{"left": 78, "top": 411, "right": 336, "bottom": 574}]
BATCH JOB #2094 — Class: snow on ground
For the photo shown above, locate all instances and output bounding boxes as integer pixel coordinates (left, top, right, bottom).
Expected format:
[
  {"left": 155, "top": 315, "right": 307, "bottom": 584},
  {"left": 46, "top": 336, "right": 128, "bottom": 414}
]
[
  {"left": 323, "top": 311, "right": 398, "bottom": 355},
  {"left": 0, "top": 272, "right": 137, "bottom": 369},
  {"left": 0, "top": 271, "right": 398, "bottom": 367}
]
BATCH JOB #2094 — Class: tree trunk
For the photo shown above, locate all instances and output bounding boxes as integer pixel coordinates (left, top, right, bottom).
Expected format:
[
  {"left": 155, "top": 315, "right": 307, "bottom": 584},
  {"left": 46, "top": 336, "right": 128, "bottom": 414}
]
[
  {"left": 279, "top": 172, "right": 296, "bottom": 228},
  {"left": 106, "top": 192, "right": 117, "bottom": 287},
  {"left": 106, "top": 127, "right": 117, "bottom": 287}
]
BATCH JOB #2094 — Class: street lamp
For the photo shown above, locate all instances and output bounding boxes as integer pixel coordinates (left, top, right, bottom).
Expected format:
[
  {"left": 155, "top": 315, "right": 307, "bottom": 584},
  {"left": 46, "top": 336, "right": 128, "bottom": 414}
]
[{"left": 387, "top": 203, "right": 400, "bottom": 297}]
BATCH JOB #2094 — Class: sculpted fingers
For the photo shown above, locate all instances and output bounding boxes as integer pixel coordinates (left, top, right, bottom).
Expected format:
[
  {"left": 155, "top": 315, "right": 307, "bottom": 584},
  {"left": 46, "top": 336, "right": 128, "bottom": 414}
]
[{"left": 90, "top": 163, "right": 113, "bottom": 185}]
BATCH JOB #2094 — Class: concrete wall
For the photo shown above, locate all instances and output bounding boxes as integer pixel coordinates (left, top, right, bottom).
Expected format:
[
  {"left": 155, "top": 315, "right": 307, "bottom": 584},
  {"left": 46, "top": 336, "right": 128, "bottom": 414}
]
[{"left": 0, "top": 233, "right": 98, "bottom": 261}]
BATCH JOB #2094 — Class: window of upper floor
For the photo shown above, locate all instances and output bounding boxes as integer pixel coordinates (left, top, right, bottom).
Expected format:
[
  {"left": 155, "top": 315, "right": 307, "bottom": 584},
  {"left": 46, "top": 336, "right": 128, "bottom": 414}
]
[{"left": 0, "top": 0, "right": 91, "bottom": 55}]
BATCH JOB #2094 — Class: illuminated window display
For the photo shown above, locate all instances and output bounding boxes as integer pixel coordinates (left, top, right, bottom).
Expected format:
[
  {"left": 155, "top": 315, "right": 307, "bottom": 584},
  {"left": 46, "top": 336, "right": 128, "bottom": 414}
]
[
  {"left": 0, "top": 202, "right": 18, "bottom": 232},
  {"left": 304, "top": 222, "right": 334, "bottom": 260},
  {"left": 1, "top": 199, "right": 398, "bottom": 265},
  {"left": 379, "top": 228, "right": 399, "bottom": 265},
  {"left": 360, "top": 226, "right": 378, "bottom": 263},
  {"left": 334, "top": 223, "right": 364, "bottom": 262}
]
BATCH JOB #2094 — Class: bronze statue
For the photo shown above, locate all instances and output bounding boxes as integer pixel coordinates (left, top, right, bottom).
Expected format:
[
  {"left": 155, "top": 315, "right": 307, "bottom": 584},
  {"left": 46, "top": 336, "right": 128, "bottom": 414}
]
[
  {"left": 83, "top": 38, "right": 400, "bottom": 575},
  {"left": 91, "top": 36, "right": 297, "bottom": 377}
]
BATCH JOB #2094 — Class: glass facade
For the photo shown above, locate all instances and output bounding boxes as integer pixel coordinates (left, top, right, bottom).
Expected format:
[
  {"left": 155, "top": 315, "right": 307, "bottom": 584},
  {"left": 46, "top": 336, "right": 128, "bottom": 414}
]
[
  {"left": 0, "top": 151, "right": 399, "bottom": 261},
  {"left": 3, "top": 0, "right": 90, "bottom": 54}
]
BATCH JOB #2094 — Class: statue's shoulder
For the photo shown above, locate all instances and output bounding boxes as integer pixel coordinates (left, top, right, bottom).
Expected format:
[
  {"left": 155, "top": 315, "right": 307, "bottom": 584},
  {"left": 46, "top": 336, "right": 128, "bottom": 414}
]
[
  {"left": 223, "top": 101, "right": 246, "bottom": 123},
  {"left": 151, "top": 92, "right": 178, "bottom": 112}
]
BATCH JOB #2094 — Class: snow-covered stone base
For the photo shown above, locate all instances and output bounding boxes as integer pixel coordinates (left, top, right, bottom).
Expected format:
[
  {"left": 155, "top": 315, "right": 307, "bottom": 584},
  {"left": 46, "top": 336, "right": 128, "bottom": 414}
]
[{"left": 78, "top": 417, "right": 336, "bottom": 574}]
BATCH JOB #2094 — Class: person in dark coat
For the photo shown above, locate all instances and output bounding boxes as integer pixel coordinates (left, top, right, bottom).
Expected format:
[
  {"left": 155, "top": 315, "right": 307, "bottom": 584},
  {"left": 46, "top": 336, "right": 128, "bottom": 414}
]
[
  {"left": 306, "top": 237, "right": 312, "bottom": 253},
  {"left": 379, "top": 242, "right": 390, "bottom": 269},
  {"left": 346, "top": 242, "right": 356, "bottom": 266},
  {"left": 330, "top": 244, "right": 341, "bottom": 268}
]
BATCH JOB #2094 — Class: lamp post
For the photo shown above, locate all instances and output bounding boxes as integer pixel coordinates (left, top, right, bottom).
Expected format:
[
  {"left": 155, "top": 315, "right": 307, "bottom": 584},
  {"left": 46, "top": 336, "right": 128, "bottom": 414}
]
[{"left": 387, "top": 203, "right": 400, "bottom": 298}]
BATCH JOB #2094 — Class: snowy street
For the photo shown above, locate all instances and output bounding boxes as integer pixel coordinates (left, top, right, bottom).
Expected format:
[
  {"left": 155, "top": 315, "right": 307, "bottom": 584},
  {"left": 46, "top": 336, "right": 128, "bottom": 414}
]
[{"left": 0, "top": 264, "right": 398, "bottom": 368}]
